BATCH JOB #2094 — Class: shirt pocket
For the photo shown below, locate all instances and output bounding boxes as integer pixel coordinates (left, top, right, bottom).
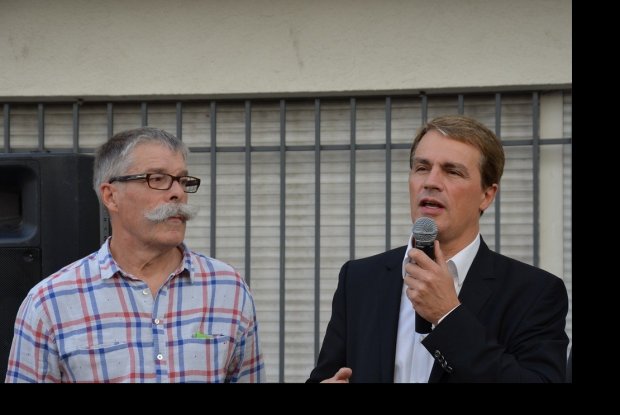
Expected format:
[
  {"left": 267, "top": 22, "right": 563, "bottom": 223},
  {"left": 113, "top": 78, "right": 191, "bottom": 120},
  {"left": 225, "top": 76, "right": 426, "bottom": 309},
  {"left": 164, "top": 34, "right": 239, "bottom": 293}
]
[
  {"left": 177, "top": 334, "right": 236, "bottom": 382},
  {"left": 61, "top": 341, "right": 132, "bottom": 382}
]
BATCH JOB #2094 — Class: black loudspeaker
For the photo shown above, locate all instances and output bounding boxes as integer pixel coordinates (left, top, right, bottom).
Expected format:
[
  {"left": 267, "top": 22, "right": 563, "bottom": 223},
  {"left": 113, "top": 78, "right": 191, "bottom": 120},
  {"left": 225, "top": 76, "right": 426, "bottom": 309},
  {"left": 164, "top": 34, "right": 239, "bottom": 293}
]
[{"left": 0, "top": 154, "right": 101, "bottom": 381}]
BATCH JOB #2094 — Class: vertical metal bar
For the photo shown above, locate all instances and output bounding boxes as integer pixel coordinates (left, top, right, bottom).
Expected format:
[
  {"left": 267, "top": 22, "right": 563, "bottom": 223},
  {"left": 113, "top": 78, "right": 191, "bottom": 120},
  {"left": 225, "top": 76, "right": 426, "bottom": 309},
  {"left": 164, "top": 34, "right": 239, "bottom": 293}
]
[
  {"left": 494, "top": 93, "right": 502, "bottom": 253},
  {"left": 37, "top": 103, "right": 44, "bottom": 151},
  {"left": 244, "top": 100, "right": 252, "bottom": 286},
  {"left": 532, "top": 92, "right": 540, "bottom": 267},
  {"left": 72, "top": 102, "right": 79, "bottom": 153},
  {"left": 141, "top": 102, "right": 148, "bottom": 127},
  {"left": 3, "top": 104, "right": 10, "bottom": 152},
  {"left": 176, "top": 102, "right": 183, "bottom": 140},
  {"left": 279, "top": 99, "right": 286, "bottom": 383},
  {"left": 210, "top": 102, "right": 217, "bottom": 258},
  {"left": 107, "top": 103, "right": 114, "bottom": 138},
  {"left": 385, "top": 97, "right": 392, "bottom": 251},
  {"left": 313, "top": 98, "right": 321, "bottom": 362},
  {"left": 458, "top": 94, "right": 464, "bottom": 114},
  {"left": 421, "top": 94, "right": 428, "bottom": 124},
  {"left": 349, "top": 98, "right": 356, "bottom": 260}
]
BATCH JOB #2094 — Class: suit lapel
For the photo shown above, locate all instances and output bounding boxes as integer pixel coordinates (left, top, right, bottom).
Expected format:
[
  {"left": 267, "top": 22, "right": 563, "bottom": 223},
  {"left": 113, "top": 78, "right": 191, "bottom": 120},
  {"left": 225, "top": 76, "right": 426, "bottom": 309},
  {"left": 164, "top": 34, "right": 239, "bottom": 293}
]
[
  {"left": 457, "top": 238, "right": 495, "bottom": 316},
  {"left": 428, "top": 237, "right": 496, "bottom": 382},
  {"left": 379, "top": 246, "right": 407, "bottom": 382}
]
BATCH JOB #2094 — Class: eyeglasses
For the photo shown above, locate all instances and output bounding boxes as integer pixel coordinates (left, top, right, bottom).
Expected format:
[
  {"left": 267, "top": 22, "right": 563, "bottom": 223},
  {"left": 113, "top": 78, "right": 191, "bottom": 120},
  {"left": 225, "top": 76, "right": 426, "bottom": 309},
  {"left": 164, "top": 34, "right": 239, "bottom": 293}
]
[{"left": 109, "top": 173, "right": 201, "bottom": 193}]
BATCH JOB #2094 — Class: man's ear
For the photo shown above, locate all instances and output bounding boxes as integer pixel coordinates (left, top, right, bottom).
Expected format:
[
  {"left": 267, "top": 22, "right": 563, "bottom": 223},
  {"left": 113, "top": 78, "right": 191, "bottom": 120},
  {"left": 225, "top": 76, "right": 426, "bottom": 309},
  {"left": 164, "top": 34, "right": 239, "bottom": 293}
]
[
  {"left": 479, "top": 183, "right": 498, "bottom": 213},
  {"left": 100, "top": 183, "right": 119, "bottom": 213}
]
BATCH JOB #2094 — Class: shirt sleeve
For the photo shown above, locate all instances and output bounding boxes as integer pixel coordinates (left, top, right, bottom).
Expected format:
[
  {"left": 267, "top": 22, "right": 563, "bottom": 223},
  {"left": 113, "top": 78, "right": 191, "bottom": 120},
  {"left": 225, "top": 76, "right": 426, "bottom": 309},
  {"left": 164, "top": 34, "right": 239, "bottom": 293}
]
[
  {"left": 4, "top": 293, "right": 61, "bottom": 383},
  {"left": 227, "top": 285, "right": 265, "bottom": 383}
]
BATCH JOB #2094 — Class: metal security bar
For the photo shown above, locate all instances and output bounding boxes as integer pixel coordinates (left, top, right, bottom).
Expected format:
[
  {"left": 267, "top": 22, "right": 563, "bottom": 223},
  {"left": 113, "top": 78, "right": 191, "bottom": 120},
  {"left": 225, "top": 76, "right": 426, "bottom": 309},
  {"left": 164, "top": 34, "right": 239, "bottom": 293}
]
[{"left": 1, "top": 91, "right": 572, "bottom": 382}]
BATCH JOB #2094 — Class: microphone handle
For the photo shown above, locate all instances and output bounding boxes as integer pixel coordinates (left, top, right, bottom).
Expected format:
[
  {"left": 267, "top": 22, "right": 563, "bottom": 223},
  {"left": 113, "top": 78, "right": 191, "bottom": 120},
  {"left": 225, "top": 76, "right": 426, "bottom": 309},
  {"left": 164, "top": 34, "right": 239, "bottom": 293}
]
[
  {"left": 419, "top": 243, "right": 435, "bottom": 261},
  {"left": 415, "top": 243, "right": 434, "bottom": 334}
]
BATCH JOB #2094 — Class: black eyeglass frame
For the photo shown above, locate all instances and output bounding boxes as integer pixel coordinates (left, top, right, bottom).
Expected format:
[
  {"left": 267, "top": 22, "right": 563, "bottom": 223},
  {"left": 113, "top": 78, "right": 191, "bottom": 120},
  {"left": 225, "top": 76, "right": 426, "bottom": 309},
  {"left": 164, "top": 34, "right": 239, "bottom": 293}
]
[{"left": 108, "top": 173, "right": 201, "bottom": 193}]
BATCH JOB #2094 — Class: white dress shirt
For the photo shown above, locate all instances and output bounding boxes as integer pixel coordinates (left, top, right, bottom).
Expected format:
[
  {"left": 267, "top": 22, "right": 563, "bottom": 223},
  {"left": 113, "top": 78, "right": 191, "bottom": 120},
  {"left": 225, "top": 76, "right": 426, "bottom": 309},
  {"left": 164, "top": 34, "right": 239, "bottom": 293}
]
[{"left": 393, "top": 233, "right": 481, "bottom": 383}]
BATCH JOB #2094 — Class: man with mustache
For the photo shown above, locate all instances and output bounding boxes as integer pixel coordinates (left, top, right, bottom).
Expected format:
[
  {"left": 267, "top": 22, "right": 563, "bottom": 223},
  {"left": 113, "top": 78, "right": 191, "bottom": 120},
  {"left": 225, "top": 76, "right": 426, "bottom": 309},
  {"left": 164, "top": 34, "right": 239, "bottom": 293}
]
[
  {"left": 308, "top": 115, "right": 569, "bottom": 383},
  {"left": 5, "top": 127, "right": 264, "bottom": 383}
]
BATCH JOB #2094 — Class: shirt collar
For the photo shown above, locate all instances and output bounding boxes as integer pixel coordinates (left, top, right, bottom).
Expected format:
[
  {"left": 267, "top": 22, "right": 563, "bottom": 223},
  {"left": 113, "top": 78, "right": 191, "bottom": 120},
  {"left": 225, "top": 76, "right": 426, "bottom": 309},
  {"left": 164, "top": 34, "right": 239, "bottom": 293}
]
[
  {"left": 401, "top": 234, "right": 415, "bottom": 278},
  {"left": 449, "top": 234, "right": 480, "bottom": 289},
  {"left": 97, "top": 237, "right": 193, "bottom": 281},
  {"left": 401, "top": 232, "right": 481, "bottom": 288}
]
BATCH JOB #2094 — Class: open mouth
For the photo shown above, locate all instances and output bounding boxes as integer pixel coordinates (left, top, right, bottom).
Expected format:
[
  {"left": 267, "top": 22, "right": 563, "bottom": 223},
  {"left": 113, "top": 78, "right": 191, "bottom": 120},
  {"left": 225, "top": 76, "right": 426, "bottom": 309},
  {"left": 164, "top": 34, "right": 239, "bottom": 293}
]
[{"left": 420, "top": 198, "right": 445, "bottom": 209}]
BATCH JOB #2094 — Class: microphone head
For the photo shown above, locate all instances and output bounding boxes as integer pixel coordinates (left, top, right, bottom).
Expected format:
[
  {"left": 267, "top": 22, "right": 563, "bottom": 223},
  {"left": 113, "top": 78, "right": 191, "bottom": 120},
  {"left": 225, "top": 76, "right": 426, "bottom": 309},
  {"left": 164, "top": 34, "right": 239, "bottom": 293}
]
[{"left": 411, "top": 217, "right": 438, "bottom": 247}]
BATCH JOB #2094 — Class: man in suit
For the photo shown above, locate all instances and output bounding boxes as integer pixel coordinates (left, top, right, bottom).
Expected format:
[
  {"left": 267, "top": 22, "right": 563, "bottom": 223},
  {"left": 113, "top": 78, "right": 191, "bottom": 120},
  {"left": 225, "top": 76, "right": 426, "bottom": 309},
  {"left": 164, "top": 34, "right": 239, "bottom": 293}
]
[{"left": 308, "top": 115, "right": 569, "bottom": 383}]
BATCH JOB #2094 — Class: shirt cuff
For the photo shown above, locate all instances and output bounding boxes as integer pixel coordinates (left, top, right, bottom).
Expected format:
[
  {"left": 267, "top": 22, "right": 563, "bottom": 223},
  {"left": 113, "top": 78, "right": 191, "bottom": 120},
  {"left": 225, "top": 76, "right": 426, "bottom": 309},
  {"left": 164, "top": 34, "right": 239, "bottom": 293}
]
[{"left": 436, "top": 303, "right": 461, "bottom": 326}]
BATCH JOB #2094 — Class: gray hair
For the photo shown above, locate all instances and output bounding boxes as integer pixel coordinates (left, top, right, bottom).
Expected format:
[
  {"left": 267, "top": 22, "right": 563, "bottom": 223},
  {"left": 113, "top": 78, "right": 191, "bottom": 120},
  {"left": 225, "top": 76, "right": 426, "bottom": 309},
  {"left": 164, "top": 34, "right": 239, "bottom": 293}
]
[{"left": 93, "top": 127, "right": 188, "bottom": 202}]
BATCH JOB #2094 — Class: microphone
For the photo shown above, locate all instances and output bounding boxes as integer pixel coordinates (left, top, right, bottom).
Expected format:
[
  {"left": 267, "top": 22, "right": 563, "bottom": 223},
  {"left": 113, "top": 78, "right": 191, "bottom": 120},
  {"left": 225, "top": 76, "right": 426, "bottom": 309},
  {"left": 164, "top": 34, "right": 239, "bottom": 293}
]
[{"left": 411, "top": 217, "right": 438, "bottom": 334}]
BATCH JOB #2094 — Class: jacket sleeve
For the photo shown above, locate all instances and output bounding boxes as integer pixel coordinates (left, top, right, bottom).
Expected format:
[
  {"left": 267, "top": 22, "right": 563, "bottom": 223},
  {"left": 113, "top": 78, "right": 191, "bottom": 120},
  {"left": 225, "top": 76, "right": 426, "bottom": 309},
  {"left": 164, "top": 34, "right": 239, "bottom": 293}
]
[{"left": 423, "top": 274, "right": 569, "bottom": 382}]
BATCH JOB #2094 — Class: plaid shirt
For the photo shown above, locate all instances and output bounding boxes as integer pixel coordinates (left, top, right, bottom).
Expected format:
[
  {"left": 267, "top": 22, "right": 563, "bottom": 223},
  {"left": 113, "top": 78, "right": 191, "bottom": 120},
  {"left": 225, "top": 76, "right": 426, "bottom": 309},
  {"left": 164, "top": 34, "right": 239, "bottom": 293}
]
[{"left": 5, "top": 239, "right": 265, "bottom": 383}]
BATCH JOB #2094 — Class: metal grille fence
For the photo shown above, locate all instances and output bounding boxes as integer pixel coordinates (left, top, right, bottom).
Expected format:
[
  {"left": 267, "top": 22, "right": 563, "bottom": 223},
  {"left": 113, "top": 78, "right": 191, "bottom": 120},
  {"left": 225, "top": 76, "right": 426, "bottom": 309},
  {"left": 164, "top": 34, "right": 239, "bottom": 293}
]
[{"left": 1, "top": 90, "right": 572, "bottom": 382}]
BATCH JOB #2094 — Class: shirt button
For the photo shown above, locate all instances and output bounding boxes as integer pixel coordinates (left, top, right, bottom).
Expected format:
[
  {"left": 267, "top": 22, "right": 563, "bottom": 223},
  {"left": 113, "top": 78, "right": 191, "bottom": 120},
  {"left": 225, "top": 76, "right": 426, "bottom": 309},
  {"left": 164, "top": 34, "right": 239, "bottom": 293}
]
[
  {"left": 154, "top": 318, "right": 161, "bottom": 325},
  {"left": 157, "top": 354, "right": 164, "bottom": 361},
  {"left": 142, "top": 289, "right": 149, "bottom": 296}
]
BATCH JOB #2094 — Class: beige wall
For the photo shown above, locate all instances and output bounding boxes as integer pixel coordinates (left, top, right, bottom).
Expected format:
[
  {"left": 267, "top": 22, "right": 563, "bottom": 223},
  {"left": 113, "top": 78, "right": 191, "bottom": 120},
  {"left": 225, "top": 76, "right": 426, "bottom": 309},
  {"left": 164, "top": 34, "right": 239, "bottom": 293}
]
[{"left": 0, "top": 0, "right": 571, "bottom": 100}]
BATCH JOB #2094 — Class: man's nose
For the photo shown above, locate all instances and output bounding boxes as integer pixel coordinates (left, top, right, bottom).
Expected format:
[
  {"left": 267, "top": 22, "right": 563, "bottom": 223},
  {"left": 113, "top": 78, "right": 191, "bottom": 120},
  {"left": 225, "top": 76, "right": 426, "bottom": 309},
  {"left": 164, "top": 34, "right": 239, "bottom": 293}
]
[
  {"left": 168, "top": 178, "right": 186, "bottom": 200},
  {"left": 423, "top": 167, "right": 443, "bottom": 190}
]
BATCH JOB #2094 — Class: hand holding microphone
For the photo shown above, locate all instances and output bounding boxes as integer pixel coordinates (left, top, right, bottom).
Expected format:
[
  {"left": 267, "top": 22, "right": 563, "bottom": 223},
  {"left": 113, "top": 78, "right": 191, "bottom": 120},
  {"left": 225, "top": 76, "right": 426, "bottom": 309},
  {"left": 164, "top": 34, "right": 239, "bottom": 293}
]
[
  {"left": 405, "top": 217, "right": 461, "bottom": 334},
  {"left": 410, "top": 217, "right": 438, "bottom": 334}
]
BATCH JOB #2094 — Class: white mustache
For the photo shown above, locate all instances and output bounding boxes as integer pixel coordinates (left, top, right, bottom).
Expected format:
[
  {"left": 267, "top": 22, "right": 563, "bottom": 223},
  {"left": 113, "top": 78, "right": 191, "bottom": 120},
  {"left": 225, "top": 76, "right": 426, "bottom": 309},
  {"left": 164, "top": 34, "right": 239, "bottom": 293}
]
[{"left": 144, "top": 202, "right": 199, "bottom": 223}]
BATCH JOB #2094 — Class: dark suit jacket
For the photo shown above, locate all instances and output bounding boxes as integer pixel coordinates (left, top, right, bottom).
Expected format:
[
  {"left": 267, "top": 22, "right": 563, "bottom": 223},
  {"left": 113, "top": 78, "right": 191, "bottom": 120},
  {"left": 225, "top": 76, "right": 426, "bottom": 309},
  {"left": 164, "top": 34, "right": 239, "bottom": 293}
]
[{"left": 308, "top": 237, "right": 569, "bottom": 382}]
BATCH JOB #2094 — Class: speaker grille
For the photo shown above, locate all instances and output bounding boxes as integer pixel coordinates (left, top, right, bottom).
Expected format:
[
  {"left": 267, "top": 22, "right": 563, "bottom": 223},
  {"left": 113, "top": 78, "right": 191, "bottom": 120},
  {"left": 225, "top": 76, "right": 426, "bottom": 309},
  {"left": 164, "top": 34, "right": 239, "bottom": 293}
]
[
  {"left": 0, "top": 248, "right": 41, "bottom": 381},
  {"left": 0, "top": 153, "right": 100, "bottom": 382}
]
